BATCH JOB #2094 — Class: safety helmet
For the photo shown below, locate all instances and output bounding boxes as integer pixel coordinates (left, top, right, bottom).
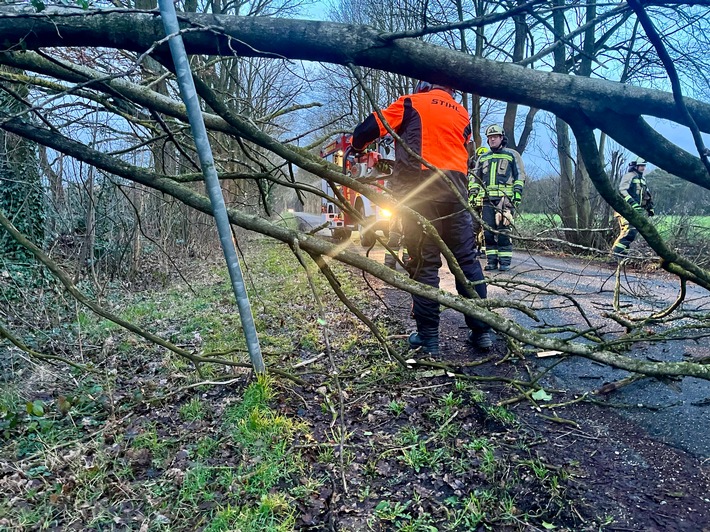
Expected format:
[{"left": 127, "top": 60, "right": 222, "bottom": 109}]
[
  {"left": 476, "top": 146, "right": 489, "bottom": 157},
  {"left": 629, "top": 156, "right": 646, "bottom": 171},
  {"left": 414, "top": 80, "right": 454, "bottom": 96},
  {"left": 485, "top": 124, "right": 505, "bottom": 137},
  {"left": 485, "top": 124, "right": 508, "bottom": 148}
]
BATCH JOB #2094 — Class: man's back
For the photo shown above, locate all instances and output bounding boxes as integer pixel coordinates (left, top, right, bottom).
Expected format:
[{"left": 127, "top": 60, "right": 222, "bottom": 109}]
[
  {"left": 350, "top": 81, "right": 492, "bottom": 357},
  {"left": 390, "top": 90, "right": 470, "bottom": 175},
  {"left": 352, "top": 88, "right": 471, "bottom": 200}
]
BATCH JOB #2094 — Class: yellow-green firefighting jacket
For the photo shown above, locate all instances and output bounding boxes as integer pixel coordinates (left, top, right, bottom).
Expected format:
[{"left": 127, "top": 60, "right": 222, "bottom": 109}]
[
  {"left": 618, "top": 169, "right": 652, "bottom": 208},
  {"left": 467, "top": 173, "right": 485, "bottom": 207},
  {"left": 474, "top": 147, "right": 526, "bottom": 202}
]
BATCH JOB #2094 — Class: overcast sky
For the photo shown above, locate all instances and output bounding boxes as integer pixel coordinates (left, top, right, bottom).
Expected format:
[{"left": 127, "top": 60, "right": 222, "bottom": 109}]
[
  {"left": 503, "top": 114, "right": 710, "bottom": 180},
  {"left": 650, "top": 117, "right": 710, "bottom": 165}
]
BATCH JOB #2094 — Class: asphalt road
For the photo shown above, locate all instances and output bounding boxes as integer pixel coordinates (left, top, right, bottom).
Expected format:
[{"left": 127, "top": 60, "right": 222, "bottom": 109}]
[{"left": 343, "top": 233, "right": 710, "bottom": 458}]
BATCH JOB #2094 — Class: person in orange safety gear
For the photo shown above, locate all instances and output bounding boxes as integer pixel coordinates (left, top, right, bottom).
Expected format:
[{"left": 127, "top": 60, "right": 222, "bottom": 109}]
[{"left": 350, "top": 80, "right": 493, "bottom": 357}]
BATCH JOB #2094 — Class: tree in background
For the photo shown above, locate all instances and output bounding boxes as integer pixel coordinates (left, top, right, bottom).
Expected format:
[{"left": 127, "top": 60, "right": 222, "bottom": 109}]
[
  {"left": 646, "top": 169, "right": 710, "bottom": 216},
  {"left": 0, "top": 66, "right": 44, "bottom": 263}
]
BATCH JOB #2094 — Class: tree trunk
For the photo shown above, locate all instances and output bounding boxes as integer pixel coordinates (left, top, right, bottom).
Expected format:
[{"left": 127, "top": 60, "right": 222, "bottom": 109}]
[
  {"left": 573, "top": 0, "right": 597, "bottom": 247},
  {"left": 556, "top": 117, "right": 577, "bottom": 241},
  {"left": 73, "top": 160, "right": 95, "bottom": 283},
  {"left": 551, "top": 0, "right": 577, "bottom": 242},
  {"left": 468, "top": 0, "right": 487, "bottom": 148},
  {"left": 0, "top": 66, "right": 44, "bottom": 260},
  {"left": 38, "top": 146, "right": 64, "bottom": 235},
  {"left": 502, "top": 0, "right": 528, "bottom": 151},
  {"left": 574, "top": 153, "right": 592, "bottom": 246}
]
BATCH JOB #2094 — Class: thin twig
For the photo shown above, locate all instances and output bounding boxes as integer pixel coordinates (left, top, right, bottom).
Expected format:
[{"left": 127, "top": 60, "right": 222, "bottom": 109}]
[{"left": 290, "top": 240, "right": 349, "bottom": 494}]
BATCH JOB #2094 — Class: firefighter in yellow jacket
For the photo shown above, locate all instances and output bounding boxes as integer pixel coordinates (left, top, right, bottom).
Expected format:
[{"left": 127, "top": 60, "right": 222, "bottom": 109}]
[
  {"left": 611, "top": 157, "right": 654, "bottom": 258},
  {"left": 468, "top": 146, "right": 488, "bottom": 257},
  {"left": 473, "top": 125, "right": 526, "bottom": 271}
]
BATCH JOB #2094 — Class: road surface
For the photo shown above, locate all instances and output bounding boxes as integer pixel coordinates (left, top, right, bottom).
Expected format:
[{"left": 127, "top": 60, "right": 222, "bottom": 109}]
[{"left": 344, "top": 233, "right": 710, "bottom": 458}]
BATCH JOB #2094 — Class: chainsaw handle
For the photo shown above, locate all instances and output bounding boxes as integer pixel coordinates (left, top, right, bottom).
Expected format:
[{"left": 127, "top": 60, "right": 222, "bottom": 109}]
[
  {"left": 343, "top": 145, "right": 355, "bottom": 173},
  {"left": 343, "top": 144, "right": 369, "bottom": 174}
]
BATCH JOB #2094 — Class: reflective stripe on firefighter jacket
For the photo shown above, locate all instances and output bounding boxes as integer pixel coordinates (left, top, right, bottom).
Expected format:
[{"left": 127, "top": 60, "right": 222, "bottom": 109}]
[
  {"left": 351, "top": 88, "right": 471, "bottom": 200},
  {"left": 618, "top": 169, "right": 651, "bottom": 208},
  {"left": 474, "top": 148, "right": 526, "bottom": 201},
  {"left": 467, "top": 174, "right": 485, "bottom": 207}
]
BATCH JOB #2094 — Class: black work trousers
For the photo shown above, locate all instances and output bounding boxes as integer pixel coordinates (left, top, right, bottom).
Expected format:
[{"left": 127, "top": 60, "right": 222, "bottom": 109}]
[{"left": 403, "top": 201, "right": 490, "bottom": 334}]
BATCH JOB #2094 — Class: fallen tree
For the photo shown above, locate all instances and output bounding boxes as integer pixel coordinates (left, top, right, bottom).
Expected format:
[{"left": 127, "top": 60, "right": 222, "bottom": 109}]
[{"left": 1, "top": 4, "right": 709, "bottom": 383}]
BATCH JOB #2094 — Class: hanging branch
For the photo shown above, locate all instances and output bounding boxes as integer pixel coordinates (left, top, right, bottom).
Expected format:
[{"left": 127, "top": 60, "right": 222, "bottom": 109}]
[
  {"left": 0, "top": 208, "right": 202, "bottom": 363},
  {"left": 0, "top": 320, "right": 90, "bottom": 372},
  {"left": 626, "top": 0, "right": 710, "bottom": 174},
  {"left": 0, "top": 208, "right": 308, "bottom": 384},
  {"left": 380, "top": 0, "right": 545, "bottom": 41},
  {"left": 648, "top": 278, "right": 687, "bottom": 320},
  {"left": 306, "top": 249, "right": 409, "bottom": 367}
]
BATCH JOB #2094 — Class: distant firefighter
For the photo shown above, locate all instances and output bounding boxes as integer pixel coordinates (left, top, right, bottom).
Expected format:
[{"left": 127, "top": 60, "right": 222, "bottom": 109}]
[
  {"left": 468, "top": 146, "right": 489, "bottom": 257},
  {"left": 473, "top": 125, "right": 526, "bottom": 272},
  {"left": 611, "top": 157, "right": 655, "bottom": 258}
]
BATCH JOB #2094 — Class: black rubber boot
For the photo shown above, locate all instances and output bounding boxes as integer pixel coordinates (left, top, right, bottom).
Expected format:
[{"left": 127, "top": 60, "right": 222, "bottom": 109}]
[
  {"left": 468, "top": 330, "right": 493, "bottom": 350},
  {"left": 408, "top": 329, "right": 440, "bottom": 356},
  {"left": 484, "top": 260, "right": 498, "bottom": 271},
  {"left": 498, "top": 263, "right": 511, "bottom": 272}
]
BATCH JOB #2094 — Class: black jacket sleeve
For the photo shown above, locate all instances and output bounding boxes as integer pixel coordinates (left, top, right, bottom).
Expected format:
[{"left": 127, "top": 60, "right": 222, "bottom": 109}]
[{"left": 352, "top": 114, "right": 381, "bottom": 151}]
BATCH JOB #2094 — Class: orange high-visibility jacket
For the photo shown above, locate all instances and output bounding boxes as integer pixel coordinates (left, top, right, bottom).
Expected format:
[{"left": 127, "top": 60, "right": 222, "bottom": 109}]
[{"left": 352, "top": 89, "right": 471, "bottom": 199}]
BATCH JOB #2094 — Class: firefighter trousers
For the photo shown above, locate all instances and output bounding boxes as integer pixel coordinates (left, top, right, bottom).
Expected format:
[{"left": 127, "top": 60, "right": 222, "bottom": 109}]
[
  {"left": 402, "top": 201, "right": 489, "bottom": 334},
  {"left": 482, "top": 200, "right": 513, "bottom": 267},
  {"left": 611, "top": 214, "right": 638, "bottom": 256}
]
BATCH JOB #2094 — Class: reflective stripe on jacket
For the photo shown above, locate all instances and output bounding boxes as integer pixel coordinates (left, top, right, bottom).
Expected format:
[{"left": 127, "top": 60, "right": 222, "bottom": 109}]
[
  {"left": 475, "top": 148, "right": 526, "bottom": 199},
  {"left": 618, "top": 169, "right": 650, "bottom": 207},
  {"left": 468, "top": 174, "right": 485, "bottom": 207}
]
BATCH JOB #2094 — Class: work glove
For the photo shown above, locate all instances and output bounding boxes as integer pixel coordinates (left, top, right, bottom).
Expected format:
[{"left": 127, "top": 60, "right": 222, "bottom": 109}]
[
  {"left": 349, "top": 143, "right": 367, "bottom": 157},
  {"left": 513, "top": 191, "right": 522, "bottom": 208},
  {"left": 375, "top": 160, "right": 392, "bottom": 175},
  {"left": 501, "top": 209, "right": 514, "bottom": 226},
  {"left": 645, "top": 200, "right": 655, "bottom": 217},
  {"left": 468, "top": 187, "right": 479, "bottom": 205}
]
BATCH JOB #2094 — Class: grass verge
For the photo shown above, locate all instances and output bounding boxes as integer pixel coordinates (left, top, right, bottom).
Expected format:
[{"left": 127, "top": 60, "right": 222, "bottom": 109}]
[{"left": 2, "top": 239, "right": 588, "bottom": 530}]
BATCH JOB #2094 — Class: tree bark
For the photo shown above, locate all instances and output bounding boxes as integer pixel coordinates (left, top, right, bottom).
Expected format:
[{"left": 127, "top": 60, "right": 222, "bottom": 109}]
[
  {"left": 556, "top": 116, "right": 577, "bottom": 241},
  {"left": 573, "top": 153, "right": 592, "bottom": 246},
  {"left": 1, "top": 10, "right": 707, "bottom": 186}
]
